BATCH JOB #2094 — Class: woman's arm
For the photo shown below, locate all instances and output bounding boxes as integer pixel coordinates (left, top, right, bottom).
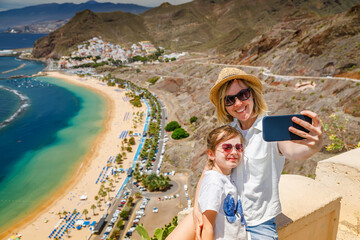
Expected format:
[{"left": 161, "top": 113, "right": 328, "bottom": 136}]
[
  {"left": 201, "top": 210, "right": 217, "bottom": 240},
  {"left": 166, "top": 211, "right": 195, "bottom": 240},
  {"left": 193, "top": 168, "right": 209, "bottom": 239},
  {"left": 278, "top": 110, "right": 323, "bottom": 161}
]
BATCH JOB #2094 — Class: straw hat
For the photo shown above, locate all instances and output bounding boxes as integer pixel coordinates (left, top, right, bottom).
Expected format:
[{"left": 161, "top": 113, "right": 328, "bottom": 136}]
[{"left": 209, "top": 67, "right": 263, "bottom": 105}]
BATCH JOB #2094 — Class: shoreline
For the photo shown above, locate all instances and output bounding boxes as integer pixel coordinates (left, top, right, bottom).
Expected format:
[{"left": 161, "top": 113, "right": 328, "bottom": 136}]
[{"left": 0, "top": 71, "right": 147, "bottom": 239}]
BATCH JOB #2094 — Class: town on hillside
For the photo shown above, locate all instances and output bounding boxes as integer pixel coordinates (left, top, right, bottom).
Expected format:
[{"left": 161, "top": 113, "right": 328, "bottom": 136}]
[{"left": 56, "top": 37, "right": 187, "bottom": 70}]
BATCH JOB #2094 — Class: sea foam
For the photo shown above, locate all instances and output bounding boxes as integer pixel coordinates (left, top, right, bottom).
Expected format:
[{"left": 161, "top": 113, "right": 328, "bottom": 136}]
[{"left": 0, "top": 85, "right": 30, "bottom": 129}]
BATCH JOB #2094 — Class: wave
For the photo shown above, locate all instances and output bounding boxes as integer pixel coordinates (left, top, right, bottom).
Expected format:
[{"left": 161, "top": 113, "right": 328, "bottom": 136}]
[{"left": 0, "top": 86, "right": 30, "bottom": 129}]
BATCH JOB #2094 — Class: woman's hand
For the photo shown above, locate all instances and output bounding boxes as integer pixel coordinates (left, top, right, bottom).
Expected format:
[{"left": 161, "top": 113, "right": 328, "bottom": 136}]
[
  {"left": 290, "top": 110, "right": 323, "bottom": 149},
  {"left": 193, "top": 203, "right": 203, "bottom": 240},
  {"left": 279, "top": 110, "right": 323, "bottom": 161}
]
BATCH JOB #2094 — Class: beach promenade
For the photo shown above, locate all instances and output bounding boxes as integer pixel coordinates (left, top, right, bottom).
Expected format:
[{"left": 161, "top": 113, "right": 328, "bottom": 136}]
[{"left": 0, "top": 71, "right": 147, "bottom": 240}]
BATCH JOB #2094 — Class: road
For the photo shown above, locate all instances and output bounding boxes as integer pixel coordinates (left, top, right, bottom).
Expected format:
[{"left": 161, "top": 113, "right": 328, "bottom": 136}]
[{"left": 93, "top": 88, "right": 170, "bottom": 240}]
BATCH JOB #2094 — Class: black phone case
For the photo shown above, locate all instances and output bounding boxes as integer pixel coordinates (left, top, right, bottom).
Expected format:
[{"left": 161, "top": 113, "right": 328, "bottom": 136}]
[{"left": 262, "top": 114, "right": 312, "bottom": 142}]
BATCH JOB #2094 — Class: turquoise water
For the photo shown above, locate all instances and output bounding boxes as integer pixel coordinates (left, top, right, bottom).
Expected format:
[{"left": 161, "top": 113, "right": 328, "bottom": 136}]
[{"left": 0, "top": 58, "right": 106, "bottom": 231}]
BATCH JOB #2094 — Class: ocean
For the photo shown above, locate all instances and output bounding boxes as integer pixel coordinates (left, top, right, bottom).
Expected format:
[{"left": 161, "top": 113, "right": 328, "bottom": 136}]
[
  {"left": 0, "top": 33, "right": 47, "bottom": 50},
  {"left": 0, "top": 35, "right": 106, "bottom": 232}
]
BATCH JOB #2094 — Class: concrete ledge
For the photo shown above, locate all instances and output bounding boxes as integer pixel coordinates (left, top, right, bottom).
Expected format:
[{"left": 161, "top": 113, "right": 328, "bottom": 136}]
[
  {"left": 315, "top": 148, "right": 360, "bottom": 237},
  {"left": 278, "top": 175, "right": 341, "bottom": 240}
]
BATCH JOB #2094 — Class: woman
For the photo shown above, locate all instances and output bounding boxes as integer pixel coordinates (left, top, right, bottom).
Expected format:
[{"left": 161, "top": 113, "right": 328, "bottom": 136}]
[
  {"left": 168, "top": 67, "right": 323, "bottom": 240},
  {"left": 205, "top": 67, "right": 322, "bottom": 239}
]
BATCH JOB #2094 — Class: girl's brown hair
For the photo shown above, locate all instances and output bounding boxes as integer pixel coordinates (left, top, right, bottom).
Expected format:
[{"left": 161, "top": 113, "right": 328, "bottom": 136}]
[{"left": 206, "top": 125, "right": 244, "bottom": 168}]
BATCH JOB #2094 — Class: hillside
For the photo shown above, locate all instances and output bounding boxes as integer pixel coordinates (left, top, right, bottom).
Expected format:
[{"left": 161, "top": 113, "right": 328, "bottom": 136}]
[
  {"left": 225, "top": 4, "right": 360, "bottom": 78},
  {"left": 0, "top": 0, "right": 150, "bottom": 30},
  {"left": 33, "top": 10, "right": 152, "bottom": 58},
  {"left": 140, "top": 0, "right": 360, "bottom": 52},
  {"left": 32, "top": 0, "right": 360, "bottom": 58}
]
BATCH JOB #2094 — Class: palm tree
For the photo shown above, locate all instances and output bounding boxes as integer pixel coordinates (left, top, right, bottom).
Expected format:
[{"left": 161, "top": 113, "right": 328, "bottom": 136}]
[
  {"left": 91, "top": 204, "right": 96, "bottom": 216},
  {"left": 113, "top": 173, "right": 118, "bottom": 183},
  {"left": 58, "top": 212, "right": 62, "bottom": 219},
  {"left": 97, "top": 200, "right": 102, "bottom": 210},
  {"left": 135, "top": 192, "right": 142, "bottom": 199},
  {"left": 102, "top": 190, "right": 107, "bottom": 201},
  {"left": 83, "top": 209, "right": 88, "bottom": 220},
  {"left": 106, "top": 187, "right": 111, "bottom": 200}
]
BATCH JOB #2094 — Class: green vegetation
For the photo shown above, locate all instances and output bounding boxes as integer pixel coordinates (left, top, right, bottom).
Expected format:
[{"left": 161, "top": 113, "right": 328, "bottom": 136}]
[
  {"left": 164, "top": 57, "right": 176, "bottom": 62},
  {"left": 107, "top": 81, "right": 115, "bottom": 86},
  {"left": 132, "top": 55, "right": 147, "bottom": 62},
  {"left": 126, "top": 91, "right": 142, "bottom": 107},
  {"left": 148, "top": 76, "right": 160, "bottom": 85},
  {"left": 165, "top": 121, "right": 181, "bottom": 131},
  {"left": 190, "top": 116, "right": 198, "bottom": 123},
  {"left": 322, "top": 113, "right": 360, "bottom": 152},
  {"left": 129, "top": 137, "right": 136, "bottom": 145},
  {"left": 141, "top": 174, "right": 171, "bottom": 191},
  {"left": 136, "top": 216, "right": 178, "bottom": 240},
  {"left": 172, "top": 128, "right": 190, "bottom": 140}
]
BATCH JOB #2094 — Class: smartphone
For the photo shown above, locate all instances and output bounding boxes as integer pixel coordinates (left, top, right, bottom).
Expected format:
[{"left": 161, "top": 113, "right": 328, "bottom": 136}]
[{"left": 262, "top": 114, "right": 312, "bottom": 142}]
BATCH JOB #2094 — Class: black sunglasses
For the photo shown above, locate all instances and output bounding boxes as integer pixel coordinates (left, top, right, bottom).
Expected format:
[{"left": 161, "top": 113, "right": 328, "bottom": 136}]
[{"left": 224, "top": 88, "right": 252, "bottom": 106}]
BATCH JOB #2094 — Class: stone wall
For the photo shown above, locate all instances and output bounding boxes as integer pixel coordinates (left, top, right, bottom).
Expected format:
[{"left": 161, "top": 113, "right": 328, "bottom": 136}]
[{"left": 315, "top": 148, "right": 360, "bottom": 239}]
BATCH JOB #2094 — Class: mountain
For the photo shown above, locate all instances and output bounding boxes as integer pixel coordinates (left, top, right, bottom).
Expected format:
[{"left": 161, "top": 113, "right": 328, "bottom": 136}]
[
  {"left": 0, "top": 0, "right": 150, "bottom": 30},
  {"left": 225, "top": 3, "right": 360, "bottom": 78},
  {"left": 32, "top": 0, "right": 360, "bottom": 58},
  {"left": 33, "top": 9, "right": 152, "bottom": 58},
  {"left": 140, "top": 0, "right": 360, "bottom": 52}
]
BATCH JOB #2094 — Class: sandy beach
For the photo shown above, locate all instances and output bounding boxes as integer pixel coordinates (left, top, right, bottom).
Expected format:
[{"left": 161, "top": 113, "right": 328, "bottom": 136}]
[{"left": 0, "top": 71, "right": 147, "bottom": 240}]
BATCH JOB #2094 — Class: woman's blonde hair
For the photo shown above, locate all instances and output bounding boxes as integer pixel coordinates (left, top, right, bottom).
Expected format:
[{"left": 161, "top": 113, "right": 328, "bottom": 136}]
[
  {"left": 206, "top": 125, "right": 244, "bottom": 169},
  {"left": 215, "top": 79, "right": 268, "bottom": 124}
]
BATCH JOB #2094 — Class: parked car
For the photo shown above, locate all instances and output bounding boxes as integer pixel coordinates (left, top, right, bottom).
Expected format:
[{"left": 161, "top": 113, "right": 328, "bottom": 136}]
[
  {"left": 136, "top": 210, "right": 145, "bottom": 216},
  {"left": 101, "top": 233, "right": 109, "bottom": 240},
  {"left": 110, "top": 217, "right": 117, "bottom": 224},
  {"left": 105, "top": 226, "right": 113, "bottom": 233},
  {"left": 152, "top": 207, "right": 159, "bottom": 213}
]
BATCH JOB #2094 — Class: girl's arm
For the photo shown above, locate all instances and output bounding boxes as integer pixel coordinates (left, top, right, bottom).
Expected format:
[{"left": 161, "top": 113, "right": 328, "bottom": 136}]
[{"left": 201, "top": 210, "right": 217, "bottom": 240}]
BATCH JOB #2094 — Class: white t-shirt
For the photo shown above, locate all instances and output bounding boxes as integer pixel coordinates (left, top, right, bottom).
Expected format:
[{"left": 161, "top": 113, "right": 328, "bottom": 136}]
[
  {"left": 198, "top": 170, "right": 248, "bottom": 240},
  {"left": 230, "top": 114, "right": 285, "bottom": 226}
]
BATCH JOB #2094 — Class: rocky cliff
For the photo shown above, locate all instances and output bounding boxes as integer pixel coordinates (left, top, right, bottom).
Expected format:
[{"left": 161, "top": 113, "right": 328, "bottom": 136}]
[{"left": 226, "top": 4, "right": 360, "bottom": 79}]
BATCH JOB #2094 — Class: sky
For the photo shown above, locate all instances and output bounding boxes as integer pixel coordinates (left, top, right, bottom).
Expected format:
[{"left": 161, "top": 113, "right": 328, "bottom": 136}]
[{"left": 0, "top": 0, "right": 193, "bottom": 11}]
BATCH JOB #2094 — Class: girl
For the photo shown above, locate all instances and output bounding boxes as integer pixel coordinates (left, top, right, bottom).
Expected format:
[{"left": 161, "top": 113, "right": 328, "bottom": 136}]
[{"left": 167, "top": 125, "right": 249, "bottom": 240}]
